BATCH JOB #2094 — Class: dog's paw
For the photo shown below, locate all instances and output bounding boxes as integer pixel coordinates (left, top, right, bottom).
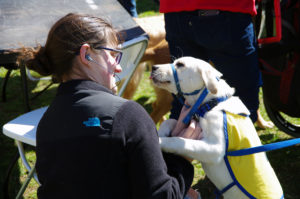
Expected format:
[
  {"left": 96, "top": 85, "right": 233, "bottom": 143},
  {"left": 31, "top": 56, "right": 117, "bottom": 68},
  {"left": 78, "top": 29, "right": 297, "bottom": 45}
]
[
  {"left": 158, "top": 137, "right": 175, "bottom": 152},
  {"left": 159, "top": 137, "right": 187, "bottom": 155},
  {"left": 158, "top": 119, "right": 177, "bottom": 137}
]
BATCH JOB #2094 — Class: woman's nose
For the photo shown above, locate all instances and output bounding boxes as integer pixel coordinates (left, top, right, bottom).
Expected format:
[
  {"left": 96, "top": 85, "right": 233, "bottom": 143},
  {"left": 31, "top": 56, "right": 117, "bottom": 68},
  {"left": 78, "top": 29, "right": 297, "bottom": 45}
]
[{"left": 114, "top": 64, "right": 122, "bottom": 73}]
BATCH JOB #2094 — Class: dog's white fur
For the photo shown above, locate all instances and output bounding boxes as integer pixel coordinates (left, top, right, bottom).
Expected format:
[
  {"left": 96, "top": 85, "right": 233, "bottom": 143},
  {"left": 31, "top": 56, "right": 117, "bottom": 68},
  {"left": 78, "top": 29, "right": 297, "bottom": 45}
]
[{"left": 151, "top": 57, "right": 281, "bottom": 199}]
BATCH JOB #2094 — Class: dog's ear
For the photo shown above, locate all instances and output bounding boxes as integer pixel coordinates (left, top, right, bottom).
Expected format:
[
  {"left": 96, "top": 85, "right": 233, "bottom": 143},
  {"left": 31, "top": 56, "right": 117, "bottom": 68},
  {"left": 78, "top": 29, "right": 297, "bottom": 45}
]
[
  {"left": 201, "top": 70, "right": 218, "bottom": 94},
  {"left": 199, "top": 64, "right": 222, "bottom": 94}
]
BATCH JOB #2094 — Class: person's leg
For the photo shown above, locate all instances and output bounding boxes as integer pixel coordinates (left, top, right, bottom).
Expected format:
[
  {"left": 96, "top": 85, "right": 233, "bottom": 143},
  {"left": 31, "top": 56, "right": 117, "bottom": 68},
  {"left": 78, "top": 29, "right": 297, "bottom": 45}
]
[
  {"left": 202, "top": 12, "right": 261, "bottom": 122},
  {"left": 256, "top": 108, "right": 274, "bottom": 129},
  {"left": 165, "top": 11, "right": 261, "bottom": 122},
  {"left": 164, "top": 12, "right": 209, "bottom": 61},
  {"left": 164, "top": 12, "right": 209, "bottom": 120}
]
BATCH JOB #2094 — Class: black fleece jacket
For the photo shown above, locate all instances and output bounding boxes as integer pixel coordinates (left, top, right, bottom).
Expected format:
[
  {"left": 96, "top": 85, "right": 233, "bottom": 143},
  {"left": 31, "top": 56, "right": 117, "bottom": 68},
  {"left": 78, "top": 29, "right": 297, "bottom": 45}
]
[{"left": 36, "top": 80, "right": 194, "bottom": 199}]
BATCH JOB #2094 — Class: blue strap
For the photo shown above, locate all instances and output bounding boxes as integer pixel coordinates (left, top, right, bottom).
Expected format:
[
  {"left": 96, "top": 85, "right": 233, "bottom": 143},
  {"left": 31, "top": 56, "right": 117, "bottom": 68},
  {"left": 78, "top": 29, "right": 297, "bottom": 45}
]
[
  {"left": 215, "top": 181, "right": 235, "bottom": 199},
  {"left": 221, "top": 111, "right": 288, "bottom": 199},
  {"left": 221, "top": 182, "right": 235, "bottom": 194},
  {"left": 182, "top": 88, "right": 209, "bottom": 124},
  {"left": 171, "top": 64, "right": 182, "bottom": 95},
  {"left": 227, "top": 138, "right": 300, "bottom": 156},
  {"left": 170, "top": 64, "right": 201, "bottom": 96},
  {"left": 195, "top": 96, "right": 228, "bottom": 118},
  {"left": 184, "top": 89, "right": 202, "bottom": 96},
  {"left": 222, "top": 111, "right": 256, "bottom": 198}
]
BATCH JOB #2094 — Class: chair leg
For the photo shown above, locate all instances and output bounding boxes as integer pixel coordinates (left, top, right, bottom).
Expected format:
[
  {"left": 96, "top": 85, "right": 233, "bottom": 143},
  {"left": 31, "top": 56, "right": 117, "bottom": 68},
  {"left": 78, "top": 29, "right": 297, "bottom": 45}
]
[
  {"left": 2, "top": 68, "right": 12, "bottom": 102},
  {"left": 15, "top": 164, "right": 37, "bottom": 199},
  {"left": 19, "top": 63, "right": 31, "bottom": 112}
]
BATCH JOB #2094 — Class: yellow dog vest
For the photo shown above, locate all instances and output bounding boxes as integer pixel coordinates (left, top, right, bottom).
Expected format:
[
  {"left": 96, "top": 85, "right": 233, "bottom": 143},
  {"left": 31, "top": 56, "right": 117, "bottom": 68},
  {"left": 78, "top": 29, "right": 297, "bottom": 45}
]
[{"left": 220, "top": 111, "right": 284, "bottom": 199}]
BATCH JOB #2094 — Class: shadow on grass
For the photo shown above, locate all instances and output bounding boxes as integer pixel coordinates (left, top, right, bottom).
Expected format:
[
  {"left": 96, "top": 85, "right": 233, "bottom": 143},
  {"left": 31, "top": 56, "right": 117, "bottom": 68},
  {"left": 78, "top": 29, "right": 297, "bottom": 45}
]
[
  {"left": 192, "top": 176, "right": 217, "bottom": 199},
  {"left": 267, "top": 145, "right": 300, "bottom": 198}
]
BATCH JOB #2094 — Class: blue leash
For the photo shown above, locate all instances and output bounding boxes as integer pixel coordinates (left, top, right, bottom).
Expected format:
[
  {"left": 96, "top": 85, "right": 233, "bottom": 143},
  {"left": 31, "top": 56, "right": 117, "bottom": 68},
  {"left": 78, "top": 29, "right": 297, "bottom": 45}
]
[
  {"left": 170, "top": 62, "right": 300, "bottom": 151},
  {"left": 228, "top": 137, "right": 300, "bottom": 156},
  {"left": 182, "top": 88, "right": 209, "bottom": 124},
  {"left": 172, "top": 60, "right": 300, "bottom": 154},
  {"left": 170, "top": 63, "right": 300, "bottom": 198}
]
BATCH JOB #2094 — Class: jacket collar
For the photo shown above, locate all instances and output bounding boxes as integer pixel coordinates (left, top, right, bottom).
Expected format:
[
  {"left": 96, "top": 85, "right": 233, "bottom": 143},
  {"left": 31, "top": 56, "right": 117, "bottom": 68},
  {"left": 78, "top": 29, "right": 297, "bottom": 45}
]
[{"left": 56, "top": 79, "right": 114, "bottom": 96}]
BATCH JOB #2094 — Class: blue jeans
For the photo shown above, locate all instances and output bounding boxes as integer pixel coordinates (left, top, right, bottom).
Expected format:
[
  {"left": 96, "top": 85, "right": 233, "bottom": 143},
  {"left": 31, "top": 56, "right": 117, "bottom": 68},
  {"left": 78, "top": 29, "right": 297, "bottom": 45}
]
[
  {"left": 118, "top": 0, "right": 138, "bottom": 17},
  {"left": 165, "top": 11, "right": 262, "bottom": 122}
]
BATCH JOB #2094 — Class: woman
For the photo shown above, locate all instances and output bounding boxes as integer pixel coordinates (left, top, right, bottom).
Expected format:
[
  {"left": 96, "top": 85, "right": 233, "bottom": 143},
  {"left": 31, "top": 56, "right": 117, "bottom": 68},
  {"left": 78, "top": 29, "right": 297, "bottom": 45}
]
[{"left": 19, "top": 13, "right": 201, "bottom": 199}]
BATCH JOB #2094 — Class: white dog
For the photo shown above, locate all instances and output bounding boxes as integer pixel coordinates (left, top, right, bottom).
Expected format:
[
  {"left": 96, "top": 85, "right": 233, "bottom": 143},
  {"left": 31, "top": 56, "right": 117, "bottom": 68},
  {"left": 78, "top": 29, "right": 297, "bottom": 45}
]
[{"left": 151, "top": 57, "right": 283, "bottom": 199}]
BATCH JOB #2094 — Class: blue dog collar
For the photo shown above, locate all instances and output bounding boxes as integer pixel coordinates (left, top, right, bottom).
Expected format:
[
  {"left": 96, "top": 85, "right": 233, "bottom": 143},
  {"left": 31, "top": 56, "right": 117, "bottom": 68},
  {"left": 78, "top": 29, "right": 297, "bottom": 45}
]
[{"left": 170, "top": 64, "right": 202, "bottom": 96}]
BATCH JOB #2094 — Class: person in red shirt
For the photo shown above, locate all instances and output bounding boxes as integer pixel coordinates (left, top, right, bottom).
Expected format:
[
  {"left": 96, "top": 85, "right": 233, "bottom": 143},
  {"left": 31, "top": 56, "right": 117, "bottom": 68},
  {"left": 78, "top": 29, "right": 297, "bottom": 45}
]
[
  {"left": 160, "top": 0, "right": 256, "bottom": 15},
  {"left": 160, "top": 0, "right": 262, "bottom": 125}
]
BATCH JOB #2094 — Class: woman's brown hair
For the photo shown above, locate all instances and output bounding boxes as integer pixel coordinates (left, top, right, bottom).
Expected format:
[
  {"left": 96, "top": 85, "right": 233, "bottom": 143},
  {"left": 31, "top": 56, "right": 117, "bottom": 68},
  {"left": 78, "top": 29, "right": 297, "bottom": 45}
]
[{"left": 18, "top": 13, "right": 122, "bottom": 82}]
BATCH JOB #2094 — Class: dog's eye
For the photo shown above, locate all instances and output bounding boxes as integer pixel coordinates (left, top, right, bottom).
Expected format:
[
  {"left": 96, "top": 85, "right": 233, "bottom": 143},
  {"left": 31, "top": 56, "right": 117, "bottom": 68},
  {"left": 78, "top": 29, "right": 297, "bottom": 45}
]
[{"left": 176, "top": 62, "right": 185, "bottom": 68}]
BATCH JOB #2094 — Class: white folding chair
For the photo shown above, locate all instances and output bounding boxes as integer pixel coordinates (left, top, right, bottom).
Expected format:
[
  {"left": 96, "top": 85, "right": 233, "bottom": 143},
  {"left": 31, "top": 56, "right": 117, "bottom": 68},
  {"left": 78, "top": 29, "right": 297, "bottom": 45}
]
[{"left": 118, "top": 35, "right": 148, "bottom": 96}]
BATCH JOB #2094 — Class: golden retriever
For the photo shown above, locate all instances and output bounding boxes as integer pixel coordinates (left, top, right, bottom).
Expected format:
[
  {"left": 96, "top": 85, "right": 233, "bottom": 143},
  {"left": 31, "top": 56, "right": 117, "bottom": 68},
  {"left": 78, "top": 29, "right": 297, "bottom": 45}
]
[{"left": 122, "top": 15, "right": 173, "bottom": 124}]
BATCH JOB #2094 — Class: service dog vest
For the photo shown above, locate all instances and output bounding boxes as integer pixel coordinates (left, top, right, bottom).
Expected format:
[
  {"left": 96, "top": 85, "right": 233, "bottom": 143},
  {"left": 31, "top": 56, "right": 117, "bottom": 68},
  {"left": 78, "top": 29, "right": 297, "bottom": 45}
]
[{"left": 220, "top": 111, "right": 284, "bottom": 199}]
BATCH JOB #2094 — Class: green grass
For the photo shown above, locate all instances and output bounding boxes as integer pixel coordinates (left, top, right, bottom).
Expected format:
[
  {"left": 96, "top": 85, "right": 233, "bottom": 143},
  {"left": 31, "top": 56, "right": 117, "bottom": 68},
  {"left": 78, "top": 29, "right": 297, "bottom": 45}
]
[
  {"left": 1, "top": 1, "right": 300, "bottom": 198},
  {"left": 136, "top": 0, "right": 160, "bottom": 17},
  {"left": 1, "top": 68, "right": 300, "bottom": 198}
]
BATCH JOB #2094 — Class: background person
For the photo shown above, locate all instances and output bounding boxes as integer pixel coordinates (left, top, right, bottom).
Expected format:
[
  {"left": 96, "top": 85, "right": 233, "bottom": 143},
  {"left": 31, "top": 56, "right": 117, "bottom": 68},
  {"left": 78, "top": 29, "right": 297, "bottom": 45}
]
[
  {"left": 160, "top": 0, "right": 262, "bottom": 124},
  {"left": 117, "top": 0, "right": 138, "bottom": 17},
  {"left": 18, "top": 13, "right": 201, "bottom": 199}
]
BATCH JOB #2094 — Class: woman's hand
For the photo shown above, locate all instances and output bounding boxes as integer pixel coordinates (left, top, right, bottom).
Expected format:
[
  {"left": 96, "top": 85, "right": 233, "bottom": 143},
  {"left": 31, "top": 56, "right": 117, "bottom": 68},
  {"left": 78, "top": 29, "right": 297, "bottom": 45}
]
[
  {"left": 170, "top": 102, "right": 203, "bottom": 162},
  {"left": 177, "top": 119, "right": 203, "bottom": 140},
  {"left": 171, "top": 102, "right": 203, "bottom": 140},
  {"left": 171, "top": 104, "right": 192, "bottom": 137}
]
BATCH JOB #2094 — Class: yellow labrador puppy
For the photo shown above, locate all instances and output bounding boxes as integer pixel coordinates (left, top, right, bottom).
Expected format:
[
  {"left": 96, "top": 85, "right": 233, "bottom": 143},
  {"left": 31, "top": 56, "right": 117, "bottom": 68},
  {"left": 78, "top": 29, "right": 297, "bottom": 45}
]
[{"left": 151, "top": 57, "right": 283, "bottom": 199}]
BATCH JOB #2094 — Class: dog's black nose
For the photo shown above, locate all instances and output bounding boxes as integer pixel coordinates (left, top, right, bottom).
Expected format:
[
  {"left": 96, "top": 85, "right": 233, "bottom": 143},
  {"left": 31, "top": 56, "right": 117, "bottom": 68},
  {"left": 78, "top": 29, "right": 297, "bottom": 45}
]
[{"left": 152, "top": 65, "right": 158, "bottom": 71}]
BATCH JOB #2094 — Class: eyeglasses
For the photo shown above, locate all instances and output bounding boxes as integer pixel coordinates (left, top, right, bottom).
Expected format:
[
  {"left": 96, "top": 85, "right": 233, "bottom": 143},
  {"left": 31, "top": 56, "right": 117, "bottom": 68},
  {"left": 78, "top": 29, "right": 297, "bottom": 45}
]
[{"left": 93, "top": 46, "right": 123, "bottom": 65}]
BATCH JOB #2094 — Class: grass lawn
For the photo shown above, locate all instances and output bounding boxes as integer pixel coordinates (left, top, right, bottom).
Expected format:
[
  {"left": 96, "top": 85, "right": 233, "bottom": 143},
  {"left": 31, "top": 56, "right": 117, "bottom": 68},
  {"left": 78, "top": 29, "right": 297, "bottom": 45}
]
[{"left": 1, "top": 1, "right": 300, "bottom": 198}]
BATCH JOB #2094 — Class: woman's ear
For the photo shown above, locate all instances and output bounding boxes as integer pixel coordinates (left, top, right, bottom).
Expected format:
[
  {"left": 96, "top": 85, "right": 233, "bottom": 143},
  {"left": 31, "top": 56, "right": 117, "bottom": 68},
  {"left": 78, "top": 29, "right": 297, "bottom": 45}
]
[{"left": 79, "top": 44, "right": 90, "bottom": 66}]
